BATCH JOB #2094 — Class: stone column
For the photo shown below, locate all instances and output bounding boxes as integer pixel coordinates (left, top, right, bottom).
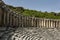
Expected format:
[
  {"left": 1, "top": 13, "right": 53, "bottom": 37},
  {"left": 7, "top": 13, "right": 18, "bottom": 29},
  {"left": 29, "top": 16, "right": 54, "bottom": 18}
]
[
  {"left": 6, "top": 12, "right": 10, "bottom": 26},
  {"left": 50, "top": 20, "right": 51, "bottom": 28},
  {"left": 24, "top": 16, "right": 26, "bottom": 27},
  {"left": 52, "top": 20, "right": 54, "bottom": 28},
  {"left": 48, "top": 20, "right": 51, "bottom": 28},
  {"left": 45, "top": 20, "right": 48, "bottom": 28},
  {"left": 39, "top": 19, "right": 41, "bottom": 28},
  {"left": 31, "top": 17, "right": 34, "bottom": 27},
  {"left": 50, "top": 20, "right": 53, "bottom": 28},
  {"left": 56, "top": 21, "right": 57, "bottom": 28},
  {"left": 48, "top": 20, "right": 49, "bottom": 28},
  {"left": 54, "top": 21, "right": 56, "bottom": 28},
  {"left": 36, "top": 18, "right": 39, "bottom": 27},
  {"left": 17, "top": 15, "right": 19, "bottom": 27},
  {"left": 12, "top": 14, "right": 15, "bottom": 26},
  {"left": 43, "top": 19, "right": 45, "bottom": 28},
  {"left": 0, "top": 8, "right": 4, "bottom": 26},
  {"left": 10, "top": 13, "right": 13, "bottom": 26},
  {"left": 59, "top": 21, "right": 60, "bottom": 28},
  {"left": 16, "top": 14, "right": 18, "bottom": 26},
  {"left": 18, "top": 14, "right": 21, "bottom": 27},
  {"left": 41, "top": 19, "right": 44, "bottom": 28},
  {"left": 56, "top": 20, "right": 59, "bottom": 28},
  {"left": 22, "top": 15, "right": 23, "bottom": 27}
]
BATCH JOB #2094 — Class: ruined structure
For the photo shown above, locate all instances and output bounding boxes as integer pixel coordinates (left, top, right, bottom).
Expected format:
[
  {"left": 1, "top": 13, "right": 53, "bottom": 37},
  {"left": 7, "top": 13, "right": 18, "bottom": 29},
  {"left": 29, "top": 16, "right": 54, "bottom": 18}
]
[
  {"left": 1, "top": 0, "right": 60, "bottom": 40},
  {"left": 0, "top": 0, "right": 60, "bottom": 28}
]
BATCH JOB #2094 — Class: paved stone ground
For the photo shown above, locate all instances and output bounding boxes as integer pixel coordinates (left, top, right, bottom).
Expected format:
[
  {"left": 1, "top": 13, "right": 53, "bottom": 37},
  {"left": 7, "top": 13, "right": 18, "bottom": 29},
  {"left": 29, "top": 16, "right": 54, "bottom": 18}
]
[{"left": 0, "top": 27, "right": 60, "bottom": 40}]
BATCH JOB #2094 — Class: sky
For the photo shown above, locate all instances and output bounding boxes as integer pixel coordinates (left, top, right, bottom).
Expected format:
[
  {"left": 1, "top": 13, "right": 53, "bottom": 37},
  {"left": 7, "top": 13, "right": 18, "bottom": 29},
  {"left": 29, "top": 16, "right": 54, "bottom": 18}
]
[{"left": 2, "top": 0, "right": 60, "bottom": 12}]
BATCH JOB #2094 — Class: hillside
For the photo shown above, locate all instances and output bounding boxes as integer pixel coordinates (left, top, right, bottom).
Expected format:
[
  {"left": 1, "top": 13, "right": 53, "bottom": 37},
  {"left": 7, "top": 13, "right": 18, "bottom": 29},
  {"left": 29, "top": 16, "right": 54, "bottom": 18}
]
[{"left": 7, "top": 5, "right": 60, "bottom": 19}]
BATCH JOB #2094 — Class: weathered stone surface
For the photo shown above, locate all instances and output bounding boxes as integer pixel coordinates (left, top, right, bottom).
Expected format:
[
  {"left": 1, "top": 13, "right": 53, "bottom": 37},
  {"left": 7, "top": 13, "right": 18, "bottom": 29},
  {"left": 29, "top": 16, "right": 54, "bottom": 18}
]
[{"left": 0, "top": 27, "right": 60, "bottom": 40}]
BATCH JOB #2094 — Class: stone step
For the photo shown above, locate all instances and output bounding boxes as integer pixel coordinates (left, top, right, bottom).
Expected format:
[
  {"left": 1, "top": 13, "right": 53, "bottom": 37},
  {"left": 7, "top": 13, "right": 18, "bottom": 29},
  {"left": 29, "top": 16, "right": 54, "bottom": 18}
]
[
  {"left": 0, "top": 27, "right": 7, "bottom": 31},
  {"left": 0, "top": 32, "right": 4, "bottom": 37},
  {"left": 1, "top": 32, "right": 14, "bottom": 40}
]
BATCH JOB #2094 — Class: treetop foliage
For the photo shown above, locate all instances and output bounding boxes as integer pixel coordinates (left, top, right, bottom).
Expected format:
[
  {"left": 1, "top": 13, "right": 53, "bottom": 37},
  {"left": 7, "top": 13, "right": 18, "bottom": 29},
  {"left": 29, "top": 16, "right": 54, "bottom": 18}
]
[{"left": 7, "top": 5, "right": 60, "bottom": 19}]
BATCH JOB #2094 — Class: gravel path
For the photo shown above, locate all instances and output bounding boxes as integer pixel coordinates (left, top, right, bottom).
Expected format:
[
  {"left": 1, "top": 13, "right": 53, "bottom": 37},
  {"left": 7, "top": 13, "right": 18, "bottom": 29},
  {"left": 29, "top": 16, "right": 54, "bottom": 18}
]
[{"left": 0, "top": 27, "right": 60, "bottom": 40}]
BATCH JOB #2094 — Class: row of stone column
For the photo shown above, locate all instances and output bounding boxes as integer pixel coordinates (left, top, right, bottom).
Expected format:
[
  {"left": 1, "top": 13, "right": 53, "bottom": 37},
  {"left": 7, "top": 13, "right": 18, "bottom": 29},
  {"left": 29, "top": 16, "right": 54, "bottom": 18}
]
[
  {"left": 38, "top": 19, "right": 60, "bottom": 28},
  {"left": 1, "top": 4, "right": 60, "bottom": 28},
  {"left": 2, "top": 10, "right": 60, "bottom": 28}
]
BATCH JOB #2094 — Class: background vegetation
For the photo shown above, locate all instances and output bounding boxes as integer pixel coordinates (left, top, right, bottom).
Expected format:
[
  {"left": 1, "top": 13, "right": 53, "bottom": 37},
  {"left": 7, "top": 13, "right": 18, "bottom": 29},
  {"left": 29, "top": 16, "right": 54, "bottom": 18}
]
[{"left": 7, "top": 5, "right": 60, "bottom": 19}]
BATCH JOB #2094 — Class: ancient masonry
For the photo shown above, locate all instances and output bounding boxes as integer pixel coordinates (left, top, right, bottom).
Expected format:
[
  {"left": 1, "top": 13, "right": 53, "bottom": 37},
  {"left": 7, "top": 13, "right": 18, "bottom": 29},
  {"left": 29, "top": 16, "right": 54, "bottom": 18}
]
[{"left": 0, "top": 0, "right": 60, "bottom": 28}]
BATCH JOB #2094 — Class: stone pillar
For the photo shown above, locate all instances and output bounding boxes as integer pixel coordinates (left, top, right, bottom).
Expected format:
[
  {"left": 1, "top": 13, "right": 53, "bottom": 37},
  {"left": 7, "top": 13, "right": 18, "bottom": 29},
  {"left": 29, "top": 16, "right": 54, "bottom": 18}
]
[
  {"left": 56, "top": 21, "right": 57, "bottom": 28},
  {"left": 4, "top": 11, "right": 7, "bottom": 26},
  {"left": 39, "top": 19, "right": 42, "bottom": 28},
  {"left": 16, "top": 15, "right": 19, "bottom": 27},
  {"left": 45, "top": 20, "right": 48, "bottom": 28},
  {"left": 10, "top": 13, "right": 13, "bottom": 26},
  {"left": 43, "top": 19, "right": 45, "bottom": 28},
  {"left": 54, "top": 21, "right": 56, "bottom": 28},
  {"left": 26, "top": 16, "right": 28, "bottom": 27},
  {"left": 53, "top": 21, "right": 56, "bottom": 28},
  {"left": 36, "top": 18, "right": 39, "bottom": 27},
  {"left": 6, "top": 12, "right": 10, "bottom": 26},
  {"left": 52, "top": 20, "right": 54, "bottom": 28},
  {"left": 57, "top": 21, "right": 59, "bottom": 28},
  {"left": 56, "top": 20, "right": 59, "bottom": 28},
  {"left": 41, "top": 19, "right": 44, "bottom": 28},
  {"left": 0, "top": 8, "right": 4, "bottom": 26},
  {"left": 24, "top": 16, "right": 26, "bottom": 27},
  {"left": 22, "top": 15, "right": 23, "bottom": 27},
  {"left": 18, "top": 14, "right": 21, "bottom": 27},
  {"left": 17, "top": 15, "right": 19, "bottom": 27},
  {"left": 47, "top": 20, "right": 49, "bottom": 28},
  {"left": 33, "top": 18, "right": 37, "bottom": 27},
  {"left": 30, "top": 17, "right": 32, "bottom": 27},
  {"left": 13, "top": 13, "right": 18, "bottom": 27},
  {"left": 46, "top": 20, "right": 47, "bottom": 28},
  {"left": 50, "top": 20, "right": 53, "bottom": 28},
  {"left": 50, "top": 20, "right": 51, "bottom": 28},
  {"left": 31, "top": 17, "right": 34, "bottom": 27},
  {"left": 48, "top": 20, "right": 51, "bottom": 28},
  {"left": 59, "top": 21, "right": 60, "bottom": 28}
]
